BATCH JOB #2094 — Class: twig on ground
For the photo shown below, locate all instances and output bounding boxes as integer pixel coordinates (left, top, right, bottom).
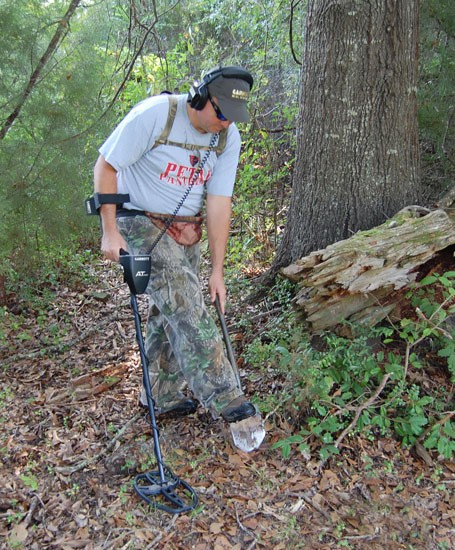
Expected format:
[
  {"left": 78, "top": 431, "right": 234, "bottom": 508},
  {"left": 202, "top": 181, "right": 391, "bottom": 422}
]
[
  {"left": 234, "top": 502, "right": 256, "bottom": 537},
  {"left": 289, "top": 491, "right": 331, "bottom": 520},
  {"left": 1, "top": 317, "right": 115, "bottom": 367},
  {"left": 22, "top": 495, "right": 40, "bottom": 528},
  {"left": 144, "top": 534, "right": 164, "bottom": 549},
  {"left": 344, "top": 534, "right": 380, "bottom": 541}
]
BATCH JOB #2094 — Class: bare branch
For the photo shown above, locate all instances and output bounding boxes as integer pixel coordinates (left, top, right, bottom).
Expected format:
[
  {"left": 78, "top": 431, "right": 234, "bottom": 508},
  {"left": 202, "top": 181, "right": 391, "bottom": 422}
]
[
  {"left": 289, "top": 0, "right": 303, "bottom": 65},
  {"left": 0, "top": 0, "right": 82, "bottom": 140}
]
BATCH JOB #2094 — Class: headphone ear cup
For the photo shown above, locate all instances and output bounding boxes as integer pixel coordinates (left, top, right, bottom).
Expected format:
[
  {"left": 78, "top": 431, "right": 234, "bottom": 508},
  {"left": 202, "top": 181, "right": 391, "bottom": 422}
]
[
  {"left": 188, "top": 83, "right": 209, "bottom": 110},
  {"left": 188, "top": 85, "right": 198, "bottom": 108}
]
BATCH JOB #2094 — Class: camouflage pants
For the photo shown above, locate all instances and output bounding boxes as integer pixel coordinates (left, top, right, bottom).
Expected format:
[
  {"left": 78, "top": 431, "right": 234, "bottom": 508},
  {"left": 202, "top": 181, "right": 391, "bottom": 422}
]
[{"left": 117, "top": 215, "right": 243, "bottom": 414}]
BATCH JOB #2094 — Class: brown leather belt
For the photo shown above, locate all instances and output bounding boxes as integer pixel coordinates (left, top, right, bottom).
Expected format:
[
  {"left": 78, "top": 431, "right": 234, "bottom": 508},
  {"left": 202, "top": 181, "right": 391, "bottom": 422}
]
[{"left": 145, "top": 212, "right": 204, "bottom": 224}]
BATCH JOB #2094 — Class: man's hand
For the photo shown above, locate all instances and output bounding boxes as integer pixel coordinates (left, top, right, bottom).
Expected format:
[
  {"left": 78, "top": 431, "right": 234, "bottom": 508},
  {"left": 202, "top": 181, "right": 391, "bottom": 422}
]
[
  {"left": 101, "top": 228, "right": 127, "bottom": 262},
  {"left": 208, "top": 271, "right": 227, "bottom": 313}
]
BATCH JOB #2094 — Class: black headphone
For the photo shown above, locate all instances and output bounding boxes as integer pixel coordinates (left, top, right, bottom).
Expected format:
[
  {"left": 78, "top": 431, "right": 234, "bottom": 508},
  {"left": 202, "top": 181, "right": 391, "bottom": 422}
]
[{"left": 187, "top": 66, "right": 254, "bottom": 111}]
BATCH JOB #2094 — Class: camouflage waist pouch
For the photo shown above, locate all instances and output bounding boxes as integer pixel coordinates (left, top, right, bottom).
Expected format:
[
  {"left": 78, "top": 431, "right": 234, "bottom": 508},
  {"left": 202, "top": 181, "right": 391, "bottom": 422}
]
[{"left": 145, "top": 212, "right": 204, "bottom": 246}]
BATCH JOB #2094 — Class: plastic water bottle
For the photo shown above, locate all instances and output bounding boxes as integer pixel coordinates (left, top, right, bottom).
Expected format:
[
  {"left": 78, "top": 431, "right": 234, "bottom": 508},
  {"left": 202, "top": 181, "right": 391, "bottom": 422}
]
[{"left": 229, "top": 413, "right": 266, "bottom": 452}]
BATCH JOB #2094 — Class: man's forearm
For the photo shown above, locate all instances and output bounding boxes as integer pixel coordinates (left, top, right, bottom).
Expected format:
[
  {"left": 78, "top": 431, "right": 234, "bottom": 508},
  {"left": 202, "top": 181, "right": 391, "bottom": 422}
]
[
  {"left": 94, "top": 155, "right": 119, "bottom": 232},
  {"left": 206, "top": 195, "right": 231, "bottom": 310},
  {"left": 206, "top": 195, "right": 232, "bottom": 274},
  {"left": 94, "top": 155, "right": 127, "bottom": 261}
]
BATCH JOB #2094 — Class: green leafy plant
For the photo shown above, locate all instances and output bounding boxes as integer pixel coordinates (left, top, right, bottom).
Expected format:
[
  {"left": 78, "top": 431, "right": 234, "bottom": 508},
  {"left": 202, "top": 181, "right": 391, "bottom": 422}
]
[
  {"left": 406, "top": 271, "right": 455, "bottom": 381},
  {"left": 263, "top": 272, "right": 455, "bottom": 461},
  {"left": 19, "top": 473, "right": 39, "bottom": 492}
]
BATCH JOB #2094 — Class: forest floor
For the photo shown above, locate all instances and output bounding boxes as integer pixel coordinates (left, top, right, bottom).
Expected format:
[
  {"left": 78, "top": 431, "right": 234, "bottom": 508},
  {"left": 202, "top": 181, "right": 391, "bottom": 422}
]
[{"left": 0, "top": 254, "right": 454, "bottom": 550}]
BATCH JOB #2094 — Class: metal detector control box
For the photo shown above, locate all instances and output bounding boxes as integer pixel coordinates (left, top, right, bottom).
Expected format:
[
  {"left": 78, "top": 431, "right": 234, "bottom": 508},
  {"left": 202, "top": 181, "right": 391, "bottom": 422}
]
[{"left": 119, "top": 251, "right": 151, "bottom": 295}]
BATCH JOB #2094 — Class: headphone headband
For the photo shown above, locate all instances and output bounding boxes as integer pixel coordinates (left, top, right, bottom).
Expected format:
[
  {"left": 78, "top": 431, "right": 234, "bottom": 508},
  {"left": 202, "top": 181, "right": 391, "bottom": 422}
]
[{"left": 202, "top": 66, "right": 254, "bottom": 89}]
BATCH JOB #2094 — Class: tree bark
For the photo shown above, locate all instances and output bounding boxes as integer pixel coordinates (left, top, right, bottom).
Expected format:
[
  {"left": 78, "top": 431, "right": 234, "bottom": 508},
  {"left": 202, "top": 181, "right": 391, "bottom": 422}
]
[
  {"left": 271, "top": 0, "right": 421, "bottom": 276},
  {"left": 281, "top": 206, "right": 455, "bottom": 332},
  {"left": 0, "top": 0, "right": 81, "bottom": 141}
]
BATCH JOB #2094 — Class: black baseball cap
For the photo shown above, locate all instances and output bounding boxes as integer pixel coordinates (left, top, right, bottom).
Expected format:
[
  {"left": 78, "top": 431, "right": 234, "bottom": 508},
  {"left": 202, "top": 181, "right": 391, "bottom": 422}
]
[{"left": 206, "top": 66, "right": 253, "bottom": 122}]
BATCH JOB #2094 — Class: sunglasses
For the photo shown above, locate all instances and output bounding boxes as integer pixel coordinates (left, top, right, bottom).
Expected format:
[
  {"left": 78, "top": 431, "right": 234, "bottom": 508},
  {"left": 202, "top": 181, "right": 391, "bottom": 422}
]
[{"left": 208, "top": 93, "right": 228, "bottom": 121}]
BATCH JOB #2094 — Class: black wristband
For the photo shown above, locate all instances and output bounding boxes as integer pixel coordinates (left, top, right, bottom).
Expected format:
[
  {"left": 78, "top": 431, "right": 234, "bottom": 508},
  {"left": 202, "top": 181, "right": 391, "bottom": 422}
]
[{"left": 85, "top": 193, "right": 130, "bottom": 215}]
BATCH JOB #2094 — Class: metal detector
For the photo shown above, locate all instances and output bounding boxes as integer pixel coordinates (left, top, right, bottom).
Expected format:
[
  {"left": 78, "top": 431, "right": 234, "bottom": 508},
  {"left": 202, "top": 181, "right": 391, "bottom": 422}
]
[{"left": 118, "top": 249, "right": 198, "bottom": 514}]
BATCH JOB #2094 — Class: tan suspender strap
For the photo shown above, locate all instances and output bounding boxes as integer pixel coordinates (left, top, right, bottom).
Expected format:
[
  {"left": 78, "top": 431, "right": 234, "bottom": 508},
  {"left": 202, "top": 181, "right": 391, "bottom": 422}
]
[
  {"left": 151, "top": 95, "right": 178, "bottom": 150},
  {"left": 216, "top": 128, "right": 228, "bottom": 154},
  {"left": 150, "top": 95, "right": 227, "bottom": 155}
]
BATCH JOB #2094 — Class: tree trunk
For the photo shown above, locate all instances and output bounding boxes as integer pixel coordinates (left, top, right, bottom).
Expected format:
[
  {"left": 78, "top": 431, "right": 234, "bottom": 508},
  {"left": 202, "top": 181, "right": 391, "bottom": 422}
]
[
  {"left": 282, "top": 206, "right": 455, "bottom": 332},
  {"left": 272, "top": 0, "right": 421, "bottom": 275}
]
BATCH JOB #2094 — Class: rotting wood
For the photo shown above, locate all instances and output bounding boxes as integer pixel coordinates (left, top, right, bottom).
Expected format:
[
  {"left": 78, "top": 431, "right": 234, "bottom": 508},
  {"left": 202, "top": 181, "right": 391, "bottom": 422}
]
[{"left": 281, "top": 206, "right": 455, "bottom": 332}]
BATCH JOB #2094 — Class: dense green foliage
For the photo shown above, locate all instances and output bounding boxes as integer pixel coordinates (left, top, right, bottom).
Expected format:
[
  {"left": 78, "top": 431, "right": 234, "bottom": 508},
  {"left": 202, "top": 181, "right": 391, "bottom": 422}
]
[
  {"left": 419, "top": 0, "right": 455, "bottom": 200},
  {"left": 0, "top": 0, "right": 303, "bottom": 291},
  {"left": 0, "top": 0, "right": 118, "bottom": 274}
]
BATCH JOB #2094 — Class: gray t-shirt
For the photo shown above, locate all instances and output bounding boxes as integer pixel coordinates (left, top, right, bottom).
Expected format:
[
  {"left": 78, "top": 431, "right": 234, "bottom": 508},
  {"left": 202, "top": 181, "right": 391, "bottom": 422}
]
[{"left": 99, "top": 94, "right": 241, "bottom": 216}]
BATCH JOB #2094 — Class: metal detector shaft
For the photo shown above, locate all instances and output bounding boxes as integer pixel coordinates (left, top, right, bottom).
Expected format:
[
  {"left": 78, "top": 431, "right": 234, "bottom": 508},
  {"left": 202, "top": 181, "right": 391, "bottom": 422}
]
[
  {"left": 129, "top": 294, "right": 166, "bottom": 482},
  {"left": 128, "top": 292, "right": 198, "bottom": 513},
  {"left": 214, "top": 296, "right": 241, "bottom": 388}
]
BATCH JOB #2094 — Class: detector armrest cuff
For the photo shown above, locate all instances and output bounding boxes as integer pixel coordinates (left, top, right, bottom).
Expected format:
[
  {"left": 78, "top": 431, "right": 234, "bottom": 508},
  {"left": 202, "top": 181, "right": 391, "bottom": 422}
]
[{"left": 85, "top": 193, "right": 131, "bottom": 215}]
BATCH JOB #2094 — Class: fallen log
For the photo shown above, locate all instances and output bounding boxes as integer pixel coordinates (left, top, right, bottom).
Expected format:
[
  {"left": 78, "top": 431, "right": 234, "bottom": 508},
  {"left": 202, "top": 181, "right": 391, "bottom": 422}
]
[{"left": 281, "top": 206, "right": 455, "bottom": 332}]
